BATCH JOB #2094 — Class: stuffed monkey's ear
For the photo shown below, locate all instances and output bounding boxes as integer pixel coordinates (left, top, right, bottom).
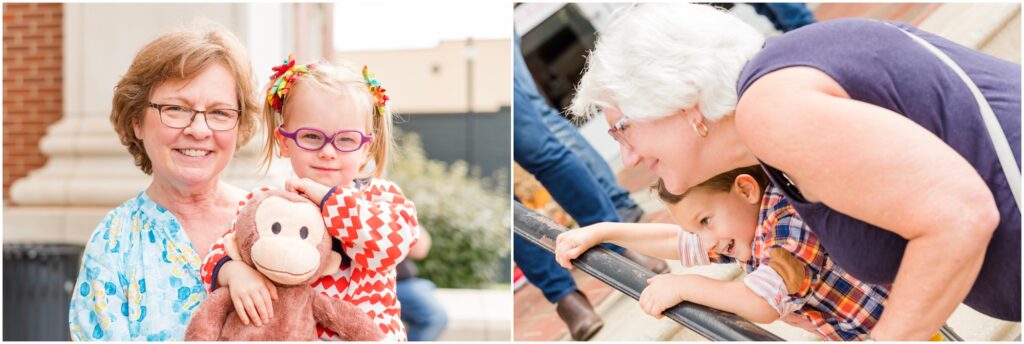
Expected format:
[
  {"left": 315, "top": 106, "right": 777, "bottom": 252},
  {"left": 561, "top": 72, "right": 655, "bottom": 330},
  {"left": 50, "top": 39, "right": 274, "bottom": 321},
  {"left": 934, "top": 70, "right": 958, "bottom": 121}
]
[
  {"left": 322, "top": 251, "right": 342, "bottom": 277},
  {"left": 224, "top": 232, "right": 242, "bottom": 262}
]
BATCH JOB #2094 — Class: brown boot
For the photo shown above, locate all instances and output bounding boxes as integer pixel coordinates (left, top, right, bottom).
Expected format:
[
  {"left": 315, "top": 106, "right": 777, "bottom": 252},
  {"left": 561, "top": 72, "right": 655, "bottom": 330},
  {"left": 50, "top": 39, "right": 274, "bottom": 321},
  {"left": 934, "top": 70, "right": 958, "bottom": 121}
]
[
  {"left": 621, "top": 250, "right": 670, "bottom": 274},
  {"left": 555, "top": 291, "right": 604, "bottom": 341}
]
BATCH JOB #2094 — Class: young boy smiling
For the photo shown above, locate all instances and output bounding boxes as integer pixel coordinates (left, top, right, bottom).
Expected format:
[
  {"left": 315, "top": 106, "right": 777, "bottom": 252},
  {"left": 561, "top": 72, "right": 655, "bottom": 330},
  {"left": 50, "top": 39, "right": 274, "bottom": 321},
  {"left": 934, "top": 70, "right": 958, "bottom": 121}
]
[{"left": 556, "top": 166, "right": 892, "bottom": 340}]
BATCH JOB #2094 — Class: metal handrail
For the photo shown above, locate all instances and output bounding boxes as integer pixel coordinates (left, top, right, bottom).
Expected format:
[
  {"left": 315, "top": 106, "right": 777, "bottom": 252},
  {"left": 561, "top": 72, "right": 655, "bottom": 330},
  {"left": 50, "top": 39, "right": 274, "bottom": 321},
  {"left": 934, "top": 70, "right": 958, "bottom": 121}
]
[
  {"left": 514, "top": 202, "right": 784, "bottom": 341},
  {"left": 940, "top": 324, "right": 964, "bottom": 341}
]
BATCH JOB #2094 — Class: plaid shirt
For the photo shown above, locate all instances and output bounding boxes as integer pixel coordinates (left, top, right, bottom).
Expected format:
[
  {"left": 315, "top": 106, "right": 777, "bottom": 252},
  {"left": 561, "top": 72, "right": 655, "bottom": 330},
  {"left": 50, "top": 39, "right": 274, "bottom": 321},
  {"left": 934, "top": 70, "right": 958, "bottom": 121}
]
[{"left": 691, "top": 184, "right": 889, "bottom": 341}]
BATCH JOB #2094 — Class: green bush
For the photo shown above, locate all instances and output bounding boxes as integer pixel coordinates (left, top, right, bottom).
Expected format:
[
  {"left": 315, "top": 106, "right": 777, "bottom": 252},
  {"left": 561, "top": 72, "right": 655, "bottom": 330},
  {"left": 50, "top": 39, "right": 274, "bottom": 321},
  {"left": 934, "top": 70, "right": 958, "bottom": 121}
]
[{"left": 388, "top": 131, "right": 510, "bottom": 288}]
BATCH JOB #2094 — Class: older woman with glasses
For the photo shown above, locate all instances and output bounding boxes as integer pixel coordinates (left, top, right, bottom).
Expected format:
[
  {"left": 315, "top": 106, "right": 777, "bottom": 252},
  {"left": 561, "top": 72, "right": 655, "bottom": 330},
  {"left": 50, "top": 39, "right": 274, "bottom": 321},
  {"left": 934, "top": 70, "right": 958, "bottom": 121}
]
[
  {"left": 68, "top": 22, "right": 259, "bottom": 341},
  {"left": 571, "top": 3, "right": 1019, "bottom": 340}
]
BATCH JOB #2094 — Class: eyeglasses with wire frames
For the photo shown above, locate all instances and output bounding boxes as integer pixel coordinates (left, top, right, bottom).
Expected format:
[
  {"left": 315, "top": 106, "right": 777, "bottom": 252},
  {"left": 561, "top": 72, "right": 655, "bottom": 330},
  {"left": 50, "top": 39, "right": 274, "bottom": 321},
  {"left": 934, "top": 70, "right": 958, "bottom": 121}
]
[
  {"left": 607, "top": 115, "right": 633, "bottom": 150},
  {"left": 277, "top": 127, "right": 373, "bottom": 152},
  {"left": 148, "top": 103, "right": 241, "bottom": 131}
]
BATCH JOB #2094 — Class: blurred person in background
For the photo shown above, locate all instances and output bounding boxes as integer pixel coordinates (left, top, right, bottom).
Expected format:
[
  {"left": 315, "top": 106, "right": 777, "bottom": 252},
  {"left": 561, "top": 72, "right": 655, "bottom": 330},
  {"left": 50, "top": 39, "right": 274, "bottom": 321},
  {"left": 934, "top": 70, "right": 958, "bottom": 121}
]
[
  {"left": 397, "top": 229, "right": 449, "bottom": 341},
  {"left": 517, "top": 29, "right": 645, "bottom": 223},
  {"left": 710, "top": 3, "right": 816, "bottom": 32},
  {"left": 513, "top": 34, "right": 668, "bottom": 341}
]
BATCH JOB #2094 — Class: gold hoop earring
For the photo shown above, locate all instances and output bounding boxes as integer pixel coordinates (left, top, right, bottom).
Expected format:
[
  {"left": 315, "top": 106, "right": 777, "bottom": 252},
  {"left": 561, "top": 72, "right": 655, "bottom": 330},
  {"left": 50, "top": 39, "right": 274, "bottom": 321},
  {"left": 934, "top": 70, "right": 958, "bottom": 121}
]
[{"left": 692, "top": 122, "right": 708, "bottom": 138}]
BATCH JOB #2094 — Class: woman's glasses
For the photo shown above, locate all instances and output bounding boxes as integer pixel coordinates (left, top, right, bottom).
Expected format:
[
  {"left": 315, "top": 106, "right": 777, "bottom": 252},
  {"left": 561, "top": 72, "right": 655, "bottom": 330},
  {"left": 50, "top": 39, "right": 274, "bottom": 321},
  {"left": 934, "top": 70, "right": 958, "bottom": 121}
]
[
  {"left": 149, "top": 103, "right": 240, "bottom": 131},
  {"left": 277, "top": 127, "right": 373, "bottom": 152},
  {"left": 607, "top": 115, "right": 633, "bottom": 150}
]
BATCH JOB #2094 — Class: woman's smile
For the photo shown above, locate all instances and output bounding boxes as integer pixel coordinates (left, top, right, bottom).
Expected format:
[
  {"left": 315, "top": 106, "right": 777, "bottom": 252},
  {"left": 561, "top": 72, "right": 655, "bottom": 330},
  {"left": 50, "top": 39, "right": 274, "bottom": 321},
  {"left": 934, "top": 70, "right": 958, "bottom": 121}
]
[{"left": 174, "top": 148, "right": 213, "bottom": 159}]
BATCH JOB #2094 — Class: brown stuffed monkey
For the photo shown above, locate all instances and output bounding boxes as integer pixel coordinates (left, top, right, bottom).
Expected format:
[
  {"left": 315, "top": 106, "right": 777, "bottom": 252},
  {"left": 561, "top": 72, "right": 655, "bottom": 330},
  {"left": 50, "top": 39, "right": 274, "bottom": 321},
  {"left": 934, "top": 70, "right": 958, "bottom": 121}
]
[{"left": 184, "top": 190, "right": 384, "bottom": 341}]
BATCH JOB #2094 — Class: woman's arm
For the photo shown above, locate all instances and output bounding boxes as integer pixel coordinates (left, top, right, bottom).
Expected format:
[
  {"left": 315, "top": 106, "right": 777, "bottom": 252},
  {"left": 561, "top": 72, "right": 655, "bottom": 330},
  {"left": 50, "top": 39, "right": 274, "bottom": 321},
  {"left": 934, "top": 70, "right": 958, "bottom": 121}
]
[
  {"left": 555, "top": 222, "right": 682, "bottom": 269},
  {"left": 736, "top": 66, "right": 999, "bottom": 340},
  {"left": 640, "top": 274, "right": 780, "bottom": 323}
]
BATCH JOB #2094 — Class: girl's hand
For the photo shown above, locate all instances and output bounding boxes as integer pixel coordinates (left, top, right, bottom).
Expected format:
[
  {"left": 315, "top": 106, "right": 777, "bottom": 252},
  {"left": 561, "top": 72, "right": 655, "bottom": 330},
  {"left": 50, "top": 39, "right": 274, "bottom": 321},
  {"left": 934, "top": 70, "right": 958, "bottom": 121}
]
[
  {"left": 285, "top": 178, "right": 332, "bottom": 204},
  {"left": 220, "top": 261, "right": 278, "bottom": 327},
  {"left": 639, "top": 274, "right": 690, "bottom": 319},
  {"left": 554, "top": 226, "right": 604, "bottom": 269}
]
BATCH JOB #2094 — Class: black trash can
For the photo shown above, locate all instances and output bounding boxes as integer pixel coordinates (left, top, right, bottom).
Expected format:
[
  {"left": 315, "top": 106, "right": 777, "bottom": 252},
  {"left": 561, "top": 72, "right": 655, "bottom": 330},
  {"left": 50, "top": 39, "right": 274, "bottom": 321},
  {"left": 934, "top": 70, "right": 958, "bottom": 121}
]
[{"left": 4, "top": 243, "right": 85, "bottom": 341}]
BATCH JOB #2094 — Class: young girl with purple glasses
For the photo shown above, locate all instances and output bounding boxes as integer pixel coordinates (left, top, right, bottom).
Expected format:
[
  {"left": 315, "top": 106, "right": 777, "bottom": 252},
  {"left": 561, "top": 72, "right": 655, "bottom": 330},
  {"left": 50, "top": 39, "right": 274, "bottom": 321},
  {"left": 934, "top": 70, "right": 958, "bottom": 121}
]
[{"left": 197, "top": 55, "right": 420, "bottom": 340}]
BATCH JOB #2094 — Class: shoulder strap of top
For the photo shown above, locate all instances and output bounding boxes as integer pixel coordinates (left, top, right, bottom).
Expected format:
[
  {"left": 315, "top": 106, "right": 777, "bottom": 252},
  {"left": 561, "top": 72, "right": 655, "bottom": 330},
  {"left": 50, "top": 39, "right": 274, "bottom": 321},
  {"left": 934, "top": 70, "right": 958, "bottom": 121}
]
[{"left": 887, "top": 22, "right": 1022, "bottom": 213}]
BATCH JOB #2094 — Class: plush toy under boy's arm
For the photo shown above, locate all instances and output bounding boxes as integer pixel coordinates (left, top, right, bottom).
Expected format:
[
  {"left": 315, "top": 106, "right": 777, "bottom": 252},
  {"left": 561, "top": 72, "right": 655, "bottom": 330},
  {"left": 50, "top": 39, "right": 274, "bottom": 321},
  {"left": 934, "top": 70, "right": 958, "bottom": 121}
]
[
  {"left": 312, "top": 293, "right": 385, "bottom": 341},
  {"left": 184, "top": 288, "right": 234, "bottom": 341}
]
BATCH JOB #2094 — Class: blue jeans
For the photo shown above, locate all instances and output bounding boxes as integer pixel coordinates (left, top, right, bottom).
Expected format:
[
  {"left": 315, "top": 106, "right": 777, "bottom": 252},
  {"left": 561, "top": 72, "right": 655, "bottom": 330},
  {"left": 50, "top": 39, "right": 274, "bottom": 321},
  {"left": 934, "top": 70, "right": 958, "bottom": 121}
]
[
  {"left": 514, "top": 35, "right": 624, "bottom": 303},
  {"left": 515, "top": 39, "right": 637, "bottom": 212},
  {"left": 397, "top": 278, "right": 448, "bottom": 341},
  {"left": 513, "top": 50, "right": 622, "bottom": 227},
  {"left": 750, "top": 3, "right": 816, "bottom": 32}
]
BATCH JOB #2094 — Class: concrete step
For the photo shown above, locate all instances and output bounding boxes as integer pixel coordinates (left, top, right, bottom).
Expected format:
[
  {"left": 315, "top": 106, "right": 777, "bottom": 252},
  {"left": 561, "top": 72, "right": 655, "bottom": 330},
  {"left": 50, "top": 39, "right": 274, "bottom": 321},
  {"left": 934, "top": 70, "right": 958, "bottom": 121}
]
[
  {"left": 434, "top": 288, "right": 512, "bottom": 341},
  {"left": 917, "top": 3, "right": 1020, "bottom": 63}
]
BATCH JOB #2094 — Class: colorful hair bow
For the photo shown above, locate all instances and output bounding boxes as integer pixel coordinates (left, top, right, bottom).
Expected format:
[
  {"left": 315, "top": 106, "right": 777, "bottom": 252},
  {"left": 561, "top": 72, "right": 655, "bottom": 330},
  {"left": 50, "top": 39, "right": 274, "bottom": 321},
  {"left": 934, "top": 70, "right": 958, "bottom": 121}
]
[
  {"left": 266, "top": 54, "right": 313, "bottom": 112},
  {"left": 362, "top": 66, "right": 389, "bottom": 116}
]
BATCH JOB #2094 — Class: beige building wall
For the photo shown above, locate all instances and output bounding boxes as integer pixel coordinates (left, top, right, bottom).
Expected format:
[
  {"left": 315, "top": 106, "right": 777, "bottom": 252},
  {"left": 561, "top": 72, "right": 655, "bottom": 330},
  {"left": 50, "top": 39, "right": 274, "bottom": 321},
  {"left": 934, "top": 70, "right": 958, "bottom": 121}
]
[{"left": 335, "top": 38, "right": 511, "bottom": 114}]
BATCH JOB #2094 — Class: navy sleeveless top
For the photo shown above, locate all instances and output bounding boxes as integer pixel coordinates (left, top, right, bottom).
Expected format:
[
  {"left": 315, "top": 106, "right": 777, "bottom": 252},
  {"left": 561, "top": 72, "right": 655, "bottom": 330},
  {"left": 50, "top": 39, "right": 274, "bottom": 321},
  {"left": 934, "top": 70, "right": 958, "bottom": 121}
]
[{"left": 736, "top": 19, "right": 1020, "bottom": 321}]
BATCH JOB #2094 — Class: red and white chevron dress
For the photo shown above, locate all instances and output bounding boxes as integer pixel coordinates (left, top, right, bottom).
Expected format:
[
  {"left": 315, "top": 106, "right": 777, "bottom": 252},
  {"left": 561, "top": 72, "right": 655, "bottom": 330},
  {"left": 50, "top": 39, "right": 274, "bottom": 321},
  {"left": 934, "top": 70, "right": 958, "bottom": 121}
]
[{"left": 199, "top": 179, "right": 420, "bottom": 341}]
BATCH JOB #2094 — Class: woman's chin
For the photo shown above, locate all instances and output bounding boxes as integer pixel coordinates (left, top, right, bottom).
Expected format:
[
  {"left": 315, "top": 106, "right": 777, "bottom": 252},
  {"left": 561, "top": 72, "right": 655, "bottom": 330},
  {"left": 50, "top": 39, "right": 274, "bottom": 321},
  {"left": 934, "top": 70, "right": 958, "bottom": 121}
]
[
  {"left": 663, "top": 177, "right": 687, "bottom": 195},
  {"left": 165, "top": 167, "right": 220, "bottom": 187}
]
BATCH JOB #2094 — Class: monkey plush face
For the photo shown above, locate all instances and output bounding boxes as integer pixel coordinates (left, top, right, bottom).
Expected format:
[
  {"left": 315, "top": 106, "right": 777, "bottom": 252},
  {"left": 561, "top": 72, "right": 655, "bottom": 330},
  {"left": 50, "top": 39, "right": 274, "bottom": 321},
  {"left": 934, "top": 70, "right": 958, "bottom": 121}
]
[{"left": 225, "top": 190, "right": 341, "bottom": 286}]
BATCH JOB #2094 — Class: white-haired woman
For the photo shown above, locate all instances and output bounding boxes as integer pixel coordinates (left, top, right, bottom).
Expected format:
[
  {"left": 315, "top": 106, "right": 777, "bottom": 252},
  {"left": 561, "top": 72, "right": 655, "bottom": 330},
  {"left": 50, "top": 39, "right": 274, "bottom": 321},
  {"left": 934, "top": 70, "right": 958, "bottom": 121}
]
[{"left": 570, "top": 3, "right": 1019, "bottom": 340}]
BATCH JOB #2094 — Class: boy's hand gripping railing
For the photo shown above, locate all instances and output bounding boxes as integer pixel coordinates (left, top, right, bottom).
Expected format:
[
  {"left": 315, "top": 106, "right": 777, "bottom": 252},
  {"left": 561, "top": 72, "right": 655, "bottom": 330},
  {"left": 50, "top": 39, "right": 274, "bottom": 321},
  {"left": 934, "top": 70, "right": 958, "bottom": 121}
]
[{"left": 513, "top": 202, "right": 784, "bottom": 341}]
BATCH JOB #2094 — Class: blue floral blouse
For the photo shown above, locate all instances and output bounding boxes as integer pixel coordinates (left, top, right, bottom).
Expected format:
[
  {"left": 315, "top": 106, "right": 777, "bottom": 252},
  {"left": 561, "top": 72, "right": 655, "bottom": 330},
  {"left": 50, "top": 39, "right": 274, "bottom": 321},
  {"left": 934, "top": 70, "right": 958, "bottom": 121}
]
[{"left": 69, "top": 191, "right": 209, "bottom": 341}]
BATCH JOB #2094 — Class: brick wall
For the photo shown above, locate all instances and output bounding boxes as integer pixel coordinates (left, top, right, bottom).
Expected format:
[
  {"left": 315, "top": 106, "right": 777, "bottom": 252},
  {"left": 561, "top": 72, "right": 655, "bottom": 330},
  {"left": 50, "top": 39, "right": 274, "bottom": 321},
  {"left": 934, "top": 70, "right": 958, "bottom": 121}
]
[{"left": 3, "top": 3, "right": 63, "bottom": 204}]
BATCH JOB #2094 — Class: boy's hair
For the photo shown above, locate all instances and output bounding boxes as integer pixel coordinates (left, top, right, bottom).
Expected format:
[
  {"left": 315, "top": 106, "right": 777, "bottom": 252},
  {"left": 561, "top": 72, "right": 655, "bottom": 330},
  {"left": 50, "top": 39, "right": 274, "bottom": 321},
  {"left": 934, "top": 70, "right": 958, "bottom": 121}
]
[
  {"left": 111, "top": 20, "right": 259, "bottom": 175},
  {"left": 653, "top": 165, "right": 770, "bottom": 204},
  {"left": 261, "top": 59, "right": 393, "bottom": 178}
]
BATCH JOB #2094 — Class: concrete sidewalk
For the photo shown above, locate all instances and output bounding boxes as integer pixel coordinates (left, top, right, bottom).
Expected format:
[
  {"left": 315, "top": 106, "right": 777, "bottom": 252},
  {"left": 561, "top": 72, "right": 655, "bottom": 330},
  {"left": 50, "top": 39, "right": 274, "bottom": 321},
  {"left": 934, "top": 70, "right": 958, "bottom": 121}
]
[{"left": 435, "top": 288, "right": 512, "bottom": 341}]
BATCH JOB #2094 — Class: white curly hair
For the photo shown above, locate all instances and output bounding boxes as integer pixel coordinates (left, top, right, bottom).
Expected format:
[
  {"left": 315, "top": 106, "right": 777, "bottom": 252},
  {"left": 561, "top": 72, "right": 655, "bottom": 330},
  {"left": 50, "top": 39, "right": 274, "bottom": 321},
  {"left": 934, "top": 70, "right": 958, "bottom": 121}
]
[{"left": 570, "top": 3, "right": 765, "bottom": 122}]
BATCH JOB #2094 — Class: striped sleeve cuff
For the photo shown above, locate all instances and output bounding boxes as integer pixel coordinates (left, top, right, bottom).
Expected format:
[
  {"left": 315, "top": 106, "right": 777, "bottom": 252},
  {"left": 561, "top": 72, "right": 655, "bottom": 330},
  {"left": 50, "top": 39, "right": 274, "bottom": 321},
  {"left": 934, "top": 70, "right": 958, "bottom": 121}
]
[
  {"left": 319, "top": 185, "right": 340, "bottom": 209},
  {"left": 743, "top": 265, "right": 802, "bottom": 316},
  {"left": 209, "top": 256, "right": 232, "bottom": 292},
  {"left": 677, "top": 227, "right": 711, "bottom": 267}
]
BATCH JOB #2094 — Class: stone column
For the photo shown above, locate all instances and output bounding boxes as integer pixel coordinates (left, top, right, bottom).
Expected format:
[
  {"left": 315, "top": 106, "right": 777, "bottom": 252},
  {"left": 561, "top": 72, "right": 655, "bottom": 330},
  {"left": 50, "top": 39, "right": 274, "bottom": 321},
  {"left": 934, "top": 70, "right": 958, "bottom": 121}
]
[{"left": 5, "top": 3, "right": 295, "bottom": 243}]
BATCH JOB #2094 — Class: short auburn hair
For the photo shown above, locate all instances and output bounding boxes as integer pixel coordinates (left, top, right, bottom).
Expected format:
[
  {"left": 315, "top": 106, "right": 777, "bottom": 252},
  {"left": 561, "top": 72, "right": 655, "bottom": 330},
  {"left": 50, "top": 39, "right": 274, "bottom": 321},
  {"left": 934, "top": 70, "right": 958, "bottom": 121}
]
[{"left": 110, "top": 21, "right": 259, "bottom": 174}]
